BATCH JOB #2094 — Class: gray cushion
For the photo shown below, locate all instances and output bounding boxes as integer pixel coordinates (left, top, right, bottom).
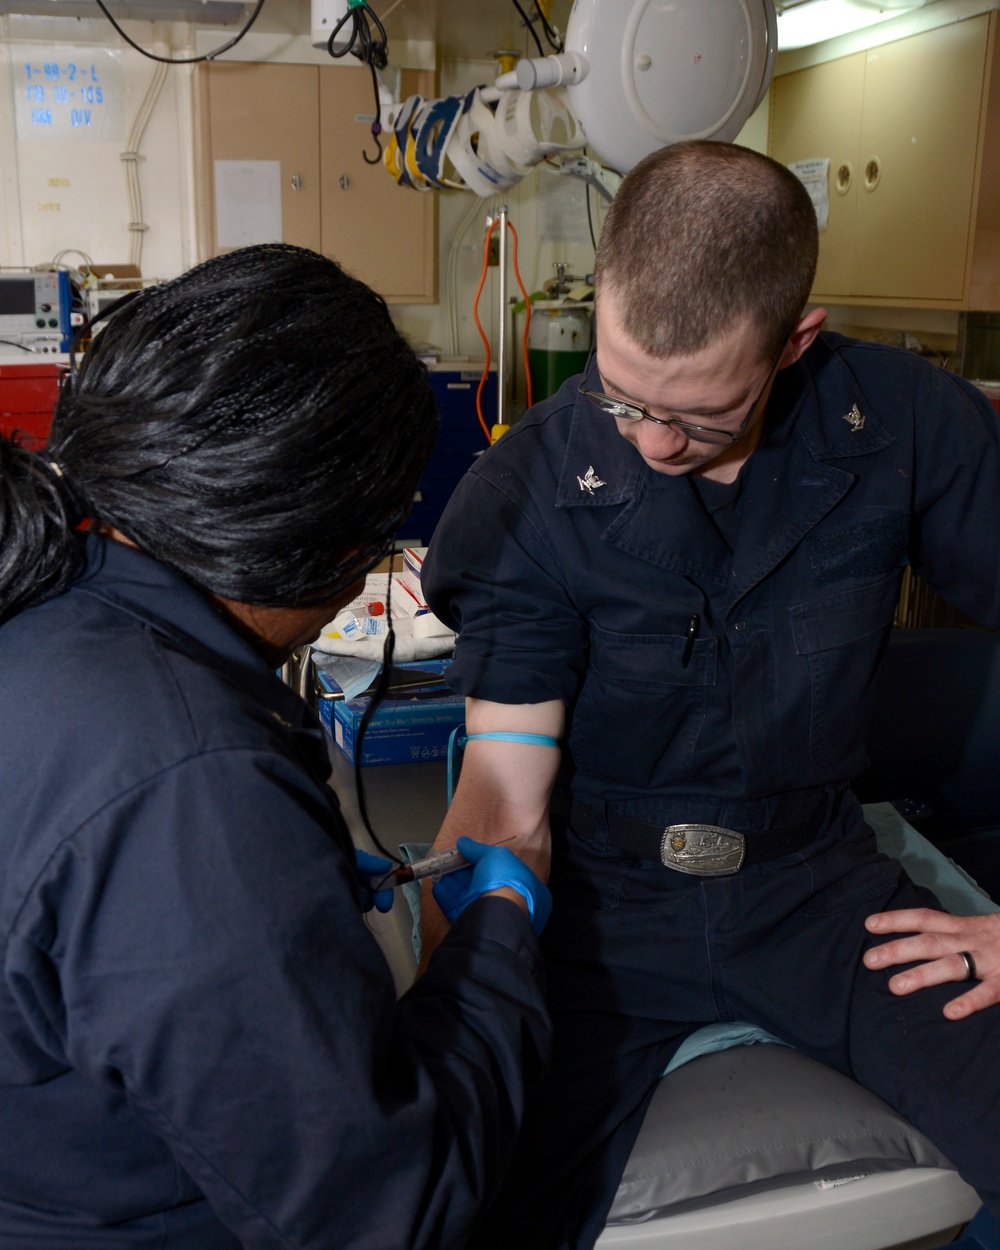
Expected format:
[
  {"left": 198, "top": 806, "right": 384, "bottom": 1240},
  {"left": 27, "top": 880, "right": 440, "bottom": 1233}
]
[{"left": 608, "top": 1044, "right": 954, "bottom": 1225}]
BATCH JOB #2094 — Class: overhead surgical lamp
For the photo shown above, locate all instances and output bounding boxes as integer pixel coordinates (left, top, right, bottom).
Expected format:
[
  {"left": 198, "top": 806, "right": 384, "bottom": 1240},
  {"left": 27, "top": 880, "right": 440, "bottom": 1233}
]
[
  {"left": 377, "top": 0, "right": 779, "bottom": 195},
  {"left": 564, "top": 0, "right": 777, "bottom": 173}
]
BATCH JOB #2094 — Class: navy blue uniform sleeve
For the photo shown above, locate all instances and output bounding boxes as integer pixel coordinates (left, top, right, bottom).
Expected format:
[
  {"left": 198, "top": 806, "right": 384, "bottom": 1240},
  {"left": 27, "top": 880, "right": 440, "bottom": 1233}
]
[
  {"left": 6, "top": 750, "right": 550, "bottom": 1250},
  {"left": 910, "top": 365, "right": 1000, "bottom": 625},
  {"left": 423, "top": 465, "right": 588, "bottom": 707}
]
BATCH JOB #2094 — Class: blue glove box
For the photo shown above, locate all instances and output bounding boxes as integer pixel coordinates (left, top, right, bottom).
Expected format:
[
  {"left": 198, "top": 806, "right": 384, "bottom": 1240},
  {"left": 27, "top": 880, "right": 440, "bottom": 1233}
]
[{"left": 317, "top": 662, "right": 464, "bottom": 766}]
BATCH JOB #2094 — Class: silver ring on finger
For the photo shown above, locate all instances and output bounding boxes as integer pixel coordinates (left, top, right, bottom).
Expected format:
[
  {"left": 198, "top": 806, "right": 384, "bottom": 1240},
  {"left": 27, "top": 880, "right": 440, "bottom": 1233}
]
[{"left": 959, "top": 950, "right": 978, "bottom": 981}]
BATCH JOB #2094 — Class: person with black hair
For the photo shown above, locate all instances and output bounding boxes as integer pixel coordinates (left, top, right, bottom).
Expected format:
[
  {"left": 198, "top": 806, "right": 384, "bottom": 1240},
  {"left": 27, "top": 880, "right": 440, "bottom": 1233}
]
[{"left": 0, "top": 244, "right": 551, "bottom": 1249}]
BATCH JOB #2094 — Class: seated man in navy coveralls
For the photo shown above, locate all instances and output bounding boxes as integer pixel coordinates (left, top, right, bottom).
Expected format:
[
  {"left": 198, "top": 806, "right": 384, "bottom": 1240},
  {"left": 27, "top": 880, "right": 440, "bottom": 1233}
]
[
  {"left": 420, "top": 141, "right": 1000, "bottom": 1249},
  {"left": 0, "top": 245, "right": 552, "bottom": 1249}
]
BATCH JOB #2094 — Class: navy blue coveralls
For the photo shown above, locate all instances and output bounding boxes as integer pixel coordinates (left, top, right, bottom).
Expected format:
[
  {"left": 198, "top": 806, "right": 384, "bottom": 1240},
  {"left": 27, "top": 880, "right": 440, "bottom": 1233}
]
[
  {"left": 0, "top": 535, "right": 550, "bottom": 1249},
  {"left": 423, "top": 332, "right": 1000, "bottom": 1248}
]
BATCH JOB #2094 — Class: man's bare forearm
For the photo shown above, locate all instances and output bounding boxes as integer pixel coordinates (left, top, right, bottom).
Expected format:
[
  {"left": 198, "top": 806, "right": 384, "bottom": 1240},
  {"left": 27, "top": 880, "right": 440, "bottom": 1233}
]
[{"left": 419, "top": 697, "right": 564, "bottom": 967}]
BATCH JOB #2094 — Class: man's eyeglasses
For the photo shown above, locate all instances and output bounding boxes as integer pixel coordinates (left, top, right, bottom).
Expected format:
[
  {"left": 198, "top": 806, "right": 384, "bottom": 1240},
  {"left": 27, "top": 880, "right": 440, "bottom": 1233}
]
[{"left": 578, "top": 343, "right": 784, "bottom": 447}]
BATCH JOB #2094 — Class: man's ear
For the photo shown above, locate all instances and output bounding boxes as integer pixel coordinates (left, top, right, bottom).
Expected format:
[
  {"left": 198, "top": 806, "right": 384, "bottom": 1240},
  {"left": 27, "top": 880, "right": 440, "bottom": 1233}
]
[{"left": 780, "top": 307, "right": 828, "bottom": 368}]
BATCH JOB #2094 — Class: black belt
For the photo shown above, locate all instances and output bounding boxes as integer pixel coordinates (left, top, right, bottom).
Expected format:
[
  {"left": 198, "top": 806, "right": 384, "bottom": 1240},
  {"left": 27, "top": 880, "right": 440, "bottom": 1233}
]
[{"left": 565, "top": 797, "right": 827, "bottom": 876}]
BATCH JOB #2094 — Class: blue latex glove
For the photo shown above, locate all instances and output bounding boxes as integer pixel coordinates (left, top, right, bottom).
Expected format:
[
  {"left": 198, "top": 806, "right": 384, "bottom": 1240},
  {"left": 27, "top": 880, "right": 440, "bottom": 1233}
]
[
  {"left": 354, "top": 848, "right": 394, "bottom": 914},
  {"left": 432, "top": 836, "right": 552, "bottom": 936}
]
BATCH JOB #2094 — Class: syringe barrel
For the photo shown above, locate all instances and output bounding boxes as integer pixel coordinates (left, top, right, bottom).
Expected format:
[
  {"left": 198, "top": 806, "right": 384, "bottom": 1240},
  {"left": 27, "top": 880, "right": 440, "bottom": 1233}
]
[{"left": 407, "top": 847, "right": 467, "bottom": 883}]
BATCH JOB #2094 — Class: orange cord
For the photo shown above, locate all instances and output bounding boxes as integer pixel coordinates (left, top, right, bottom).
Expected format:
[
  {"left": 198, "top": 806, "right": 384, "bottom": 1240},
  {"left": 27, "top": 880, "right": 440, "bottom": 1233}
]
[
  {"left": 472, "top": 219, "right": 498, "bottom": 442},
  {"left": 508, "top": 220, "right": 534, "bottom": 411},
  {"left": 471, "top": 216, "right": 535, "bottom": 444}
]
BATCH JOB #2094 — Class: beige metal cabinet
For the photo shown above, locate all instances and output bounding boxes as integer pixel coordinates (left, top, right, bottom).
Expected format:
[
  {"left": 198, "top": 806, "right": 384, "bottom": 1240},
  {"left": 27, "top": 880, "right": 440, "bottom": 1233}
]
[
  {"left": 196, "top": 63, "right": 437, "bottom": 304},
  {"left": 769, "top": 52, "right": 865, "bottom": 299},
  {"left": 196, "top": 62, "right": 322, "bottom": 254},
  {"left": 319, "top": 68, "right": 437, "bottom": 303},
  {"left": 769, "top": 12, "right": 1000, "bottom": 308}
]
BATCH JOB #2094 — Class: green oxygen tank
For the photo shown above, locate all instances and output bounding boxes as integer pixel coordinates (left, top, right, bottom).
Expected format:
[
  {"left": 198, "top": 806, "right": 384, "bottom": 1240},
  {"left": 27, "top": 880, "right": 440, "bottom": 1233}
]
[{"left": 527, "top": 304, "right": 593, "bottom": 403}]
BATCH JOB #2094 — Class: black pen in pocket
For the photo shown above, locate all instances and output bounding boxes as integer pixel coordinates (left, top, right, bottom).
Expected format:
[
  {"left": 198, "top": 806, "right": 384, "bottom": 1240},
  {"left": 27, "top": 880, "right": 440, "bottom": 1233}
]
[{"left": 681, "top": 613, "right": 700, "bottom": 668}]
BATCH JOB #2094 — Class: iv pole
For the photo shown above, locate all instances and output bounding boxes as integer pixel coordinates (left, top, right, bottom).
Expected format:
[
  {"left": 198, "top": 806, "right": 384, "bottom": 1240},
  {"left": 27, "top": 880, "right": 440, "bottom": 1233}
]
[{"left": 494, "top": 203, "right": 509, "bottom": 437}]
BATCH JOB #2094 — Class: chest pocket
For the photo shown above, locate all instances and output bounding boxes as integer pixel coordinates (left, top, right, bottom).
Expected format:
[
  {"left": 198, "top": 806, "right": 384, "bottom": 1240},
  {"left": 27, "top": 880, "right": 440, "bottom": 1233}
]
[
  {"left": 570, "top": 626, "right": 717, "bottom": 786},
  {"left": 789, "top": 570, "right": 901, "bottom": 774}
]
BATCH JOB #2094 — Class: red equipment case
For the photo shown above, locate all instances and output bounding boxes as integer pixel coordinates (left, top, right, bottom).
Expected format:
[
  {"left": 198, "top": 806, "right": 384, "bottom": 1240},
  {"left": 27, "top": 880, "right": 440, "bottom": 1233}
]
[{"left": 0, "top": 360, "right": 64, "bottom": 449}]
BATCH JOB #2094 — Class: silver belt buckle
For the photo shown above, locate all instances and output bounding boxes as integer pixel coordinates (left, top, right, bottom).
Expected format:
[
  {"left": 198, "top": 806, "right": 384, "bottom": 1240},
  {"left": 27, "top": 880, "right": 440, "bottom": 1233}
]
[{"left": 660, "top": 824, "right": 746, "bottom": 876}]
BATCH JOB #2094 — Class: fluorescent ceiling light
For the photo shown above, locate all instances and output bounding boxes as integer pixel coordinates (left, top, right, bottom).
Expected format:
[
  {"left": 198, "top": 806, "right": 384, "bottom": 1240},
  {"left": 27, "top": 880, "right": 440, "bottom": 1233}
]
[{"left": 776, "top": 0, "right": 926, "bottom": 48}]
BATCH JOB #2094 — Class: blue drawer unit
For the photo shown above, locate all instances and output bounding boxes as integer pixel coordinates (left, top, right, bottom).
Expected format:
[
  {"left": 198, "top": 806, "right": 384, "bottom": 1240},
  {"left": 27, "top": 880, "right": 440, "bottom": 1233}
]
[{"left": 398, "top": 363, "right": 497, "bottom": 546}]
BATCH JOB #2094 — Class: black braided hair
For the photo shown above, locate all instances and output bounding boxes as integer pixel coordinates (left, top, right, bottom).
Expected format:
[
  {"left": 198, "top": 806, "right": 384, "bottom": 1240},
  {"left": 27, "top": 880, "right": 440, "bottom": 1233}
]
[
  {"left": 0, "top": 441, "right": 84, "bottom": 625},
  {"left": 0, "top": 244, "right": 438, "bottom": 622}
]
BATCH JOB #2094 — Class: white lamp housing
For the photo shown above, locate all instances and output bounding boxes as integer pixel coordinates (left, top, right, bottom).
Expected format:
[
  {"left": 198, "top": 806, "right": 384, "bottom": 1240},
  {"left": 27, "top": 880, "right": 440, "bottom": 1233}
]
[
  {"left": 566, "top": 0, "right": 778, "bottom": 173},
  {"left": 311, "top": 0, "right": 353, "bottom": 52}
]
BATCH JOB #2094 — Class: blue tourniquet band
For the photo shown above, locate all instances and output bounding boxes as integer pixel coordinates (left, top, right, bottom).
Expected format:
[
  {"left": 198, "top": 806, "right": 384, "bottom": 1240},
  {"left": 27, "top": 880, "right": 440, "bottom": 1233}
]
[
  {"left": 463, "top": 732, "right": 561, "bottom": 748},
  {"left": 447, "top": 725, "right": 561, "bottom": 805}
]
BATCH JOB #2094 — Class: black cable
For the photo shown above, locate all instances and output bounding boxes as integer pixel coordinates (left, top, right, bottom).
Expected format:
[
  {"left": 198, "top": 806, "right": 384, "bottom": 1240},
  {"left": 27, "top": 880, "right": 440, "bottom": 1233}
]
[
  {"left": 510, "top": 0, "right": 545, "bottom": 57},
  {"left": 327, "top": 0, "right": 387, "bottom": 62},
  {"left": 585, "top": 180, "right": 597, "bottom": 252},
  {"left": 0, "top": 339, "right": 37, "bottom": 352},
  {"left": 352, "top": 570, "right": 404, "bottom": 865},
  {"left": 92, "top": 0, "right": 266, "bottom": 64},
  {"left": 361, "top": 59, "right": 383, "bottom": 165},
  {"left": 326, "top": 2, "right": 387, "bottom": 164},
  {"left": 535, "top": 3, "right": 564, "bottom": 51}
]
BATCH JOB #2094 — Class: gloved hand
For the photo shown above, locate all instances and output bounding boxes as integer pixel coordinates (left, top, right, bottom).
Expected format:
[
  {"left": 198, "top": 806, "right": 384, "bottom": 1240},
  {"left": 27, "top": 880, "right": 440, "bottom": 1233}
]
[
  {"left": 432, "top": 836, "right": 552, "bottom": 936},
  {"left": 354, "top": 848, "right": 394, "bottom": 914}
]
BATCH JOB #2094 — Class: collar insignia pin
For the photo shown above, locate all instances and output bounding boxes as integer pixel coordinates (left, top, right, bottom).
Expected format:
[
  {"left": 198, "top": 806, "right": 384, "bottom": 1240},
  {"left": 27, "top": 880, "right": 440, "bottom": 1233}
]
[
  {"left": 842, "top": 403, "right": 866, "bottom": 433},
  {"left": 578, "top": 465, "right": 606, "bottom": 494}
]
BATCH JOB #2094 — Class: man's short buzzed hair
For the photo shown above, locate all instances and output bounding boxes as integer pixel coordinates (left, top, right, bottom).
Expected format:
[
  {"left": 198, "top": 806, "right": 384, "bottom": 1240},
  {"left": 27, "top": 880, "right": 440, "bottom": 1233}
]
[{"left": 593, "top": 141, "right": 819, "bottom": 363}]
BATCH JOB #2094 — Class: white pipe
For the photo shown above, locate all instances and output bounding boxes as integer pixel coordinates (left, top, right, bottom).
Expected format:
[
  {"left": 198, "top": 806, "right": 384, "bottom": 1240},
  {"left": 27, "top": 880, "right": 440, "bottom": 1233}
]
[
  {"left": 446, "top": 195, "right": 486, "bottom": 356},
  {"left": 515, "top": 51, "right": 589, "bottom": 90},
  {"left": 122, "top": 54, "right": 168, "bottom": 270}
]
